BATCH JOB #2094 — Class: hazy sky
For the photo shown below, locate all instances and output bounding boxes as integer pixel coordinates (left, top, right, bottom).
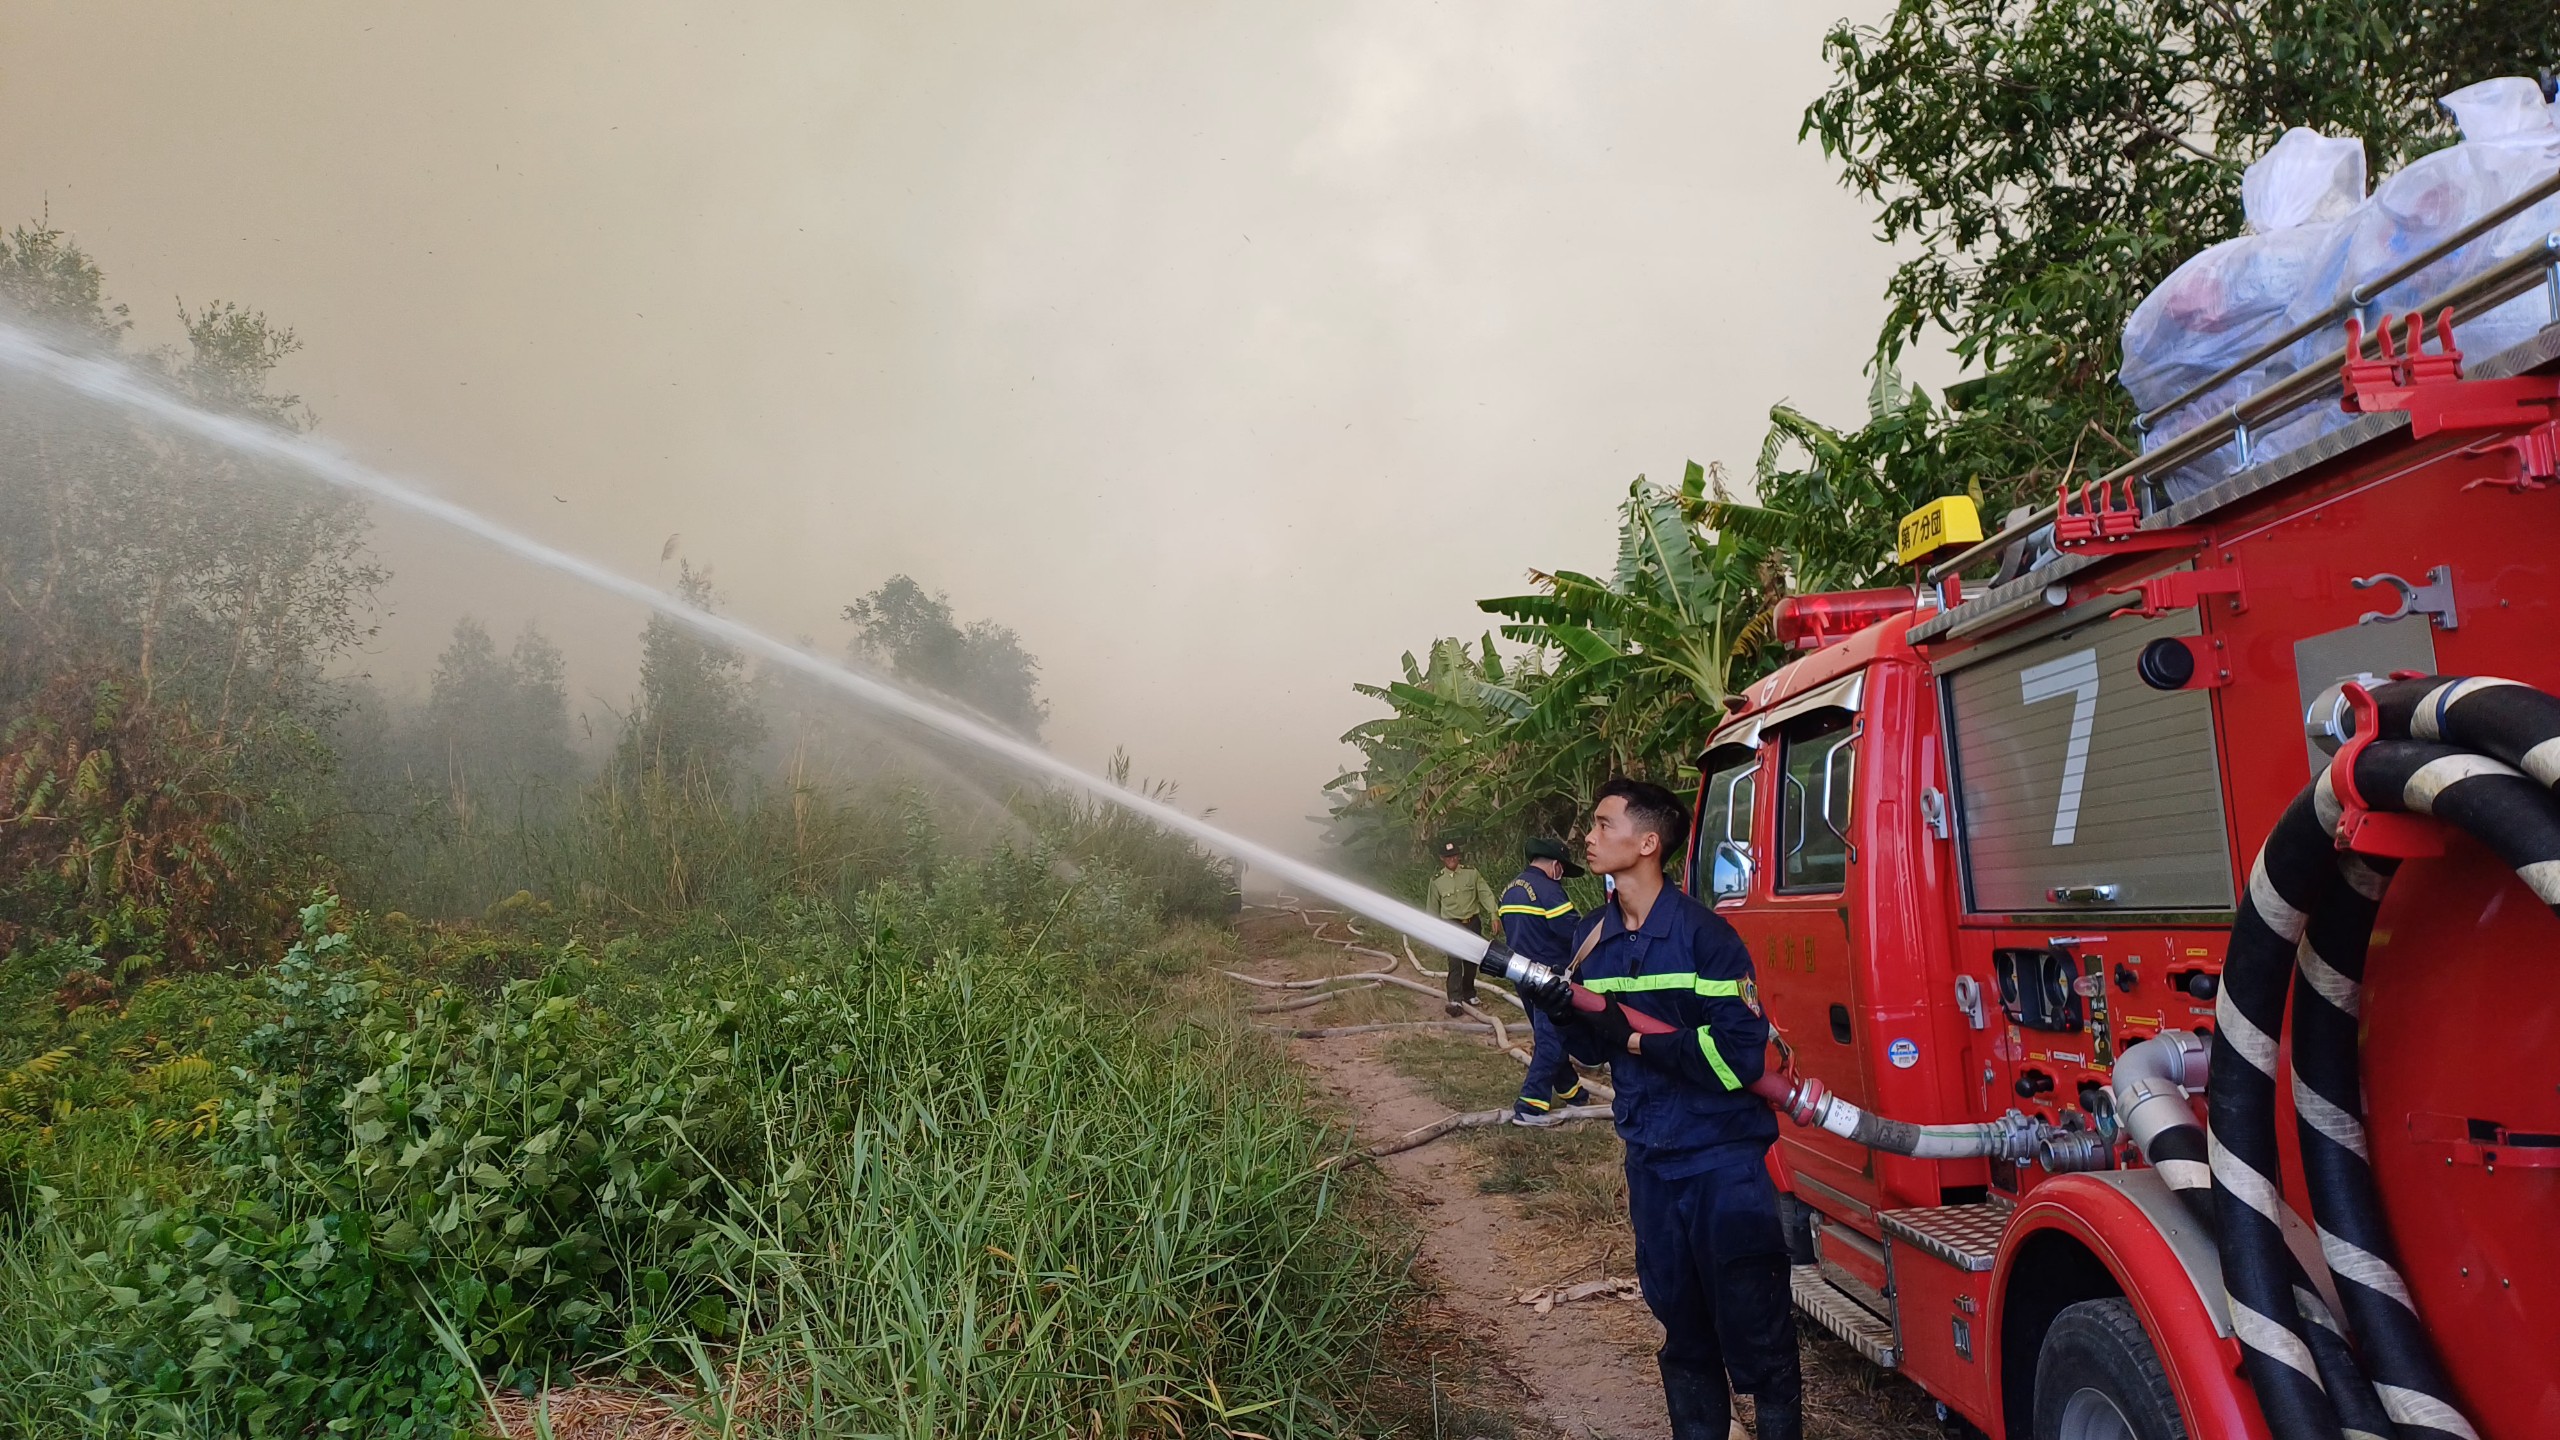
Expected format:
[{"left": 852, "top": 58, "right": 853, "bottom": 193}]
[{"left": 1, "top": 2, "right": 1926, "bottom": 854}]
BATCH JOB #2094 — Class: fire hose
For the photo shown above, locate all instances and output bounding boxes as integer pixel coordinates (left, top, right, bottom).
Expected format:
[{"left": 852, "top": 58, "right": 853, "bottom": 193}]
[
  {"left": 1475, "top": 945, "right": 2054, "bottom": 1163},
  {"left": 2188, "top": 675, "right": 2560, "bottom": 1440}
]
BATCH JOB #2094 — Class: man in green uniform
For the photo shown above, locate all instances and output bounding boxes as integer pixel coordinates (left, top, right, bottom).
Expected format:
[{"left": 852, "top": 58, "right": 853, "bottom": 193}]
[{"left": 1423, "top": 840, "right": 1500, "bottom": 1013}]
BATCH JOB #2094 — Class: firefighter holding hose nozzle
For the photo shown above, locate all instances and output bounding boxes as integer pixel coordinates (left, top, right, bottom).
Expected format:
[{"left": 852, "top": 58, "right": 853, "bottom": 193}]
[{"left": 1545, "top": 778, "right": 1802, "bottom": 1440}]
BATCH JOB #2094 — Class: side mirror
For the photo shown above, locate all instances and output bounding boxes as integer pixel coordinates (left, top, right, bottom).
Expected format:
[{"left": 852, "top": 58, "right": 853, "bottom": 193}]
[{"left": 1712, "top": 840, "right": 1754, "bottom": 900}]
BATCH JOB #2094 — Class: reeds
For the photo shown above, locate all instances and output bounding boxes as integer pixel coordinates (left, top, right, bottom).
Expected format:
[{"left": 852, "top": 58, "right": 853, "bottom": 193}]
[{"left": 713, "top": 967, "right": 1396, "bottom": 1437}]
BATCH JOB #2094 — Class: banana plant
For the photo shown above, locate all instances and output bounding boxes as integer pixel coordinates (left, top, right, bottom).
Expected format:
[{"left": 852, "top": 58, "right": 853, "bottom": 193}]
[
  {"left": 1330, "top": 461, "right": 1788, "bottom": 878},
  {"left": 1325, "top": 635, "right": 1551, "bottom": 870},
  {"left": 1479, "top": 462, "right": 1781, "bottom": 779}
]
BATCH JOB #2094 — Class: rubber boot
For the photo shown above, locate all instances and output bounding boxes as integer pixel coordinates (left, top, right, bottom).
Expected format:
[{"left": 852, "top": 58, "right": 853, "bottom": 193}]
[
  {"left": 1749, "top": 1372, "right": 1804, "bottom": 1440},
  {"left": 1659, "top": 1360, "right": 1731, "bottom": 1440}
]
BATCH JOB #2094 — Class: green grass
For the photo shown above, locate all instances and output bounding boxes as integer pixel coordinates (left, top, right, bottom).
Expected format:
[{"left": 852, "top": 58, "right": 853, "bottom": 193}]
[
  {"left": 1381, "top": 1032, "right": 1523, "bottom": 1112},
  {"left": 0, "top": 827, "right": 1391, "bottom": 1438}
]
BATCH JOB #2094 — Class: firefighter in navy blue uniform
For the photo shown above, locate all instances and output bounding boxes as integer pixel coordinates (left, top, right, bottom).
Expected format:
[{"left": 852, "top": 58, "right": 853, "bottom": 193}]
[
  {"left": 1552, "top": 778, "right": 1801, "bottom": 1440},
  {"left": 1498, "top": 837, "right": 1592, "bottom": 1125}
]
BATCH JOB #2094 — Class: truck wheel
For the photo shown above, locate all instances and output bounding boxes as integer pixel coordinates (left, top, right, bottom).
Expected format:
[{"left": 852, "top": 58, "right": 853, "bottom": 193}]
[
  {"left": 1779, "top": 1191, "right": 1817, "bottom": 1266},
  {"left": 2032, "top": 1298, "right": 2185, "bottom": 1440}
]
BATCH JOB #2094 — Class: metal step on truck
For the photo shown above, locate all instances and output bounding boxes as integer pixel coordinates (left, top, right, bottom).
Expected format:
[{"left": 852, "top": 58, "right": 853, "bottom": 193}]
[{"left": 1683, "top": 173, "right": 2560, "bottom": 1439}]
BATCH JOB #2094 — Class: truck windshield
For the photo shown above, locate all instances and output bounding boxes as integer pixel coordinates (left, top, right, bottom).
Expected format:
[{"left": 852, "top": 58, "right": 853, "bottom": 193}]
[{"left": 1779, "top": 710, "right": 1856, "bottom": 893}]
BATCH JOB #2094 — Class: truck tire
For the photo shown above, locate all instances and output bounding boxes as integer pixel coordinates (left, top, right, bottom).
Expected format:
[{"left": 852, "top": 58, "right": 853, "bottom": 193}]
[
  {"left": 2031, "top": 1298, "right": 2185, "bottom": 1440},
  {"left": 1779, "top": 1190, "right": 1817, "bottom": 1266}
]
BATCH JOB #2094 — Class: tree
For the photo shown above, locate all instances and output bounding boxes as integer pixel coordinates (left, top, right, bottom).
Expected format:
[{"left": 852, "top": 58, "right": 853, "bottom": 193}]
[
  {"left": 1749, "top": 362, "right": 1993, "bottom": 590},
  {"left": 2, "top": 222, "right": 382, "bottom": 729},
  {"left": 421, "top": 617, "right": 577, "bottom": 818},
  {"left": 0, "top": 216, "right": 129, "bottom": 342},
  {"left": 1324, "top": 636, "right": 1544, "bottom": 875},
  {"left": 843, "top": 575, "right": 1048, "bottom": 739},
  {"left": 1, "top": 219, "right": 381, "bottom": 967},
  {"left": 619, "top": 563, "right": 765, "bottom": 791},
  {"left": 1788, "top": 1, "right": 2560, "bottom": 542}
]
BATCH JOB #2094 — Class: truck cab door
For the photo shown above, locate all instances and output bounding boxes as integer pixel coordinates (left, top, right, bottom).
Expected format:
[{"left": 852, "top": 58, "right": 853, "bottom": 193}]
[
  {"left": 1758, "top": 704, "right": 1880, "bottom": 1196},
  {"left": 1700, "top": 686, "right": 1884, "bottom": 1217}
]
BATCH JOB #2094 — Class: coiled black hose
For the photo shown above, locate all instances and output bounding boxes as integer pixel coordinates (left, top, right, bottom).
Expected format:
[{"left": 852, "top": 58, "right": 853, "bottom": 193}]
[{"left": 2212, "top": 675, "right": 2560, "bottom": 1440}]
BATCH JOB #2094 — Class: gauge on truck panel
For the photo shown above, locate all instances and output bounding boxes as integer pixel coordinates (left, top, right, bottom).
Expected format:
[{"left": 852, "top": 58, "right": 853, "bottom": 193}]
[{"left": 1940, "top": 608, "right": 2233, "bottom": 913}]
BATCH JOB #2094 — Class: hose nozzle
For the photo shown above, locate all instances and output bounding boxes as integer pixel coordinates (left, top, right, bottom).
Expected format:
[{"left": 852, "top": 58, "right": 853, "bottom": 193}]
[{"left": 1475, "top": 940, "right": 1575, "bottom": 1012}]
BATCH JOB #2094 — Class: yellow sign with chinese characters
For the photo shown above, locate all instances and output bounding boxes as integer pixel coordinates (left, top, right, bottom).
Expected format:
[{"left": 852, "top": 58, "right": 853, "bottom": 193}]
[{"left": 1896, "top": 495, "right": 1983, "bottom": 565}]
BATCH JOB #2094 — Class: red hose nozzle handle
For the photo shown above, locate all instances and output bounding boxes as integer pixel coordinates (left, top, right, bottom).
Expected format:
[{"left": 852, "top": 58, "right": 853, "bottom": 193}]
[
  {"left": 1569, "top": 981, "right": 1678, "bottom": 1034},
  {"left": 1749, "top": 1071, "right": 1829, "bottom": 1126}
]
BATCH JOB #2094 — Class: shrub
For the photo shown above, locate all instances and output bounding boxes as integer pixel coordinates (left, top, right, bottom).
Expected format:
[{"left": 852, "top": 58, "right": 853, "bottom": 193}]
[
  {"left": 10, "top": 856, "right": 1394, "bottom": 1440},
  {"left": 0, "top": 672, "right": 304, "bottom": 975}
]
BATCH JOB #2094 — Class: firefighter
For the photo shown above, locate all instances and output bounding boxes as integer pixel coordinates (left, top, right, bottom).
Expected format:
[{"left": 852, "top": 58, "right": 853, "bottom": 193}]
[
  {"left": 1498, "top": 836, "right": 1593, "bottom": 1125},
  {"left": 1422, "top": 840, "right": 1500, "bottom": 1014},
  {"left": 1553, "top": 778, "right": 1801, "bottom": 1440}
]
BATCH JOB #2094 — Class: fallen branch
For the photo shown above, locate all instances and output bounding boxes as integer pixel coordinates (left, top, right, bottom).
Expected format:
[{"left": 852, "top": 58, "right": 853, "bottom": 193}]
[
  {"left": 1247, "top": 981, "right": 1381, "bottom": 1014},
  {"left": 1324, "top": 1102, "right": 1613, "bottom": 1165},
  {"left": 1513, "top": 1276, "right": 1643, "bottom": 1313},
  {"left": 1257, "top": 1020, "right": 1491, "bottom": 1039}
]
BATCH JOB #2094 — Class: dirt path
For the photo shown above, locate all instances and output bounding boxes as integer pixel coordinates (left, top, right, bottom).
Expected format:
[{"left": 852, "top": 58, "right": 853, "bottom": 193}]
[{"left": 1232, "top": 909, "right": 1937, "bottom": 1440}]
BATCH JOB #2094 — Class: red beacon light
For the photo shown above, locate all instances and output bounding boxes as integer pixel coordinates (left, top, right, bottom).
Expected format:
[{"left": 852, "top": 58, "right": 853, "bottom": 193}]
[
  {"left": 1772, "top": 588, "right": 1920, "bottom": 651},
  {"left": 1772, "top": 494, "right": 1975, "bottom": 650}
]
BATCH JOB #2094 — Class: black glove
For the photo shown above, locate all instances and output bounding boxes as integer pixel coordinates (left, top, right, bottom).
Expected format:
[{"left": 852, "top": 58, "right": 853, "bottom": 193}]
[
  {"left": 1558, "top": 992, "right": 1636, "bottom": 1054},
  {"left": 1516, "top": 968, "right": 1578, "bottom": 1017}
]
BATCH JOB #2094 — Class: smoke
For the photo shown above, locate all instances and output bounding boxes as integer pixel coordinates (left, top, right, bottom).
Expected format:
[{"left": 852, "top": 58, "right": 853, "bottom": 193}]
[
  {"left": 0, "top": 318, "right": 1496, "bottom": 962},
  {"left": 0, "top": 1, "right": 1914, "bottom": 845}
]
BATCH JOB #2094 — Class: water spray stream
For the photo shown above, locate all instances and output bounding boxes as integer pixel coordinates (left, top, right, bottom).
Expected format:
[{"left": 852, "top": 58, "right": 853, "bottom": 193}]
[{"left": 0, "top": 320, "right": 1494, "bottom": 966}]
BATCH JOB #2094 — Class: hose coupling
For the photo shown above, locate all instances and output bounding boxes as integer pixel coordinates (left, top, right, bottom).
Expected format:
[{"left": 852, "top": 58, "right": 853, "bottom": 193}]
[
  {"left": 1986, "top": 1109, "right": 2050, "bottom": 1163},
  {"left": 2036, "top": 1126, "right": 2117, "bottom": 1173},
  {"left": 1749, "top": 1071, "right": 1832, "bottom": 1127}
]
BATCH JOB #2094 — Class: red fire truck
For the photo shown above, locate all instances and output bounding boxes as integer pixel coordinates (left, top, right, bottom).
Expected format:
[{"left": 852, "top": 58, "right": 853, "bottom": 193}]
[{"left": 1682, "top": 235, "right": 2560, "bottom": 1437}]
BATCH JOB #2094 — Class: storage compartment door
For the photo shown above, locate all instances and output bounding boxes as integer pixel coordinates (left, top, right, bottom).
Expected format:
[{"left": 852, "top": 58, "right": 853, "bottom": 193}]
[{"left": 1944, "top": 609, "right": 2232, "bottom": 914}]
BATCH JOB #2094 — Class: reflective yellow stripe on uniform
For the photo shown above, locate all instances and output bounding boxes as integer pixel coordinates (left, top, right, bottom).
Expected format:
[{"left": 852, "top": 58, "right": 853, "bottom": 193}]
[
  {"left": 1582, "top": 974, "right": 1744, "bottom": 997},
  {"left": 1699, "top": 1030, "right": 1742, "bottom": 1090},
  {"left": 1497, "top": 902, "right": 1574, "bottom": 918}
]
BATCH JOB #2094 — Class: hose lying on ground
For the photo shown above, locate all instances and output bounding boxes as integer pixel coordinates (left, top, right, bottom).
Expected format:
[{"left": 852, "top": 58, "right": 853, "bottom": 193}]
[{"left": 2206, "top": 674, "right": 2560, "bottom": 1440}]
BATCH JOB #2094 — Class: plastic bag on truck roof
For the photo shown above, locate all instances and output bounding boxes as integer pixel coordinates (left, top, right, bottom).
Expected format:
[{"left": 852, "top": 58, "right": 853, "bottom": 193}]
[
  {"left": 2242, "top": 126, "right": 2369, "bottom": 233},
  {"left": 2288, "top": 77, "right": 2560, "bottom": 374},
  {"left": 2120, "top": 127, "right": 2367, "bottom": 503}
]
